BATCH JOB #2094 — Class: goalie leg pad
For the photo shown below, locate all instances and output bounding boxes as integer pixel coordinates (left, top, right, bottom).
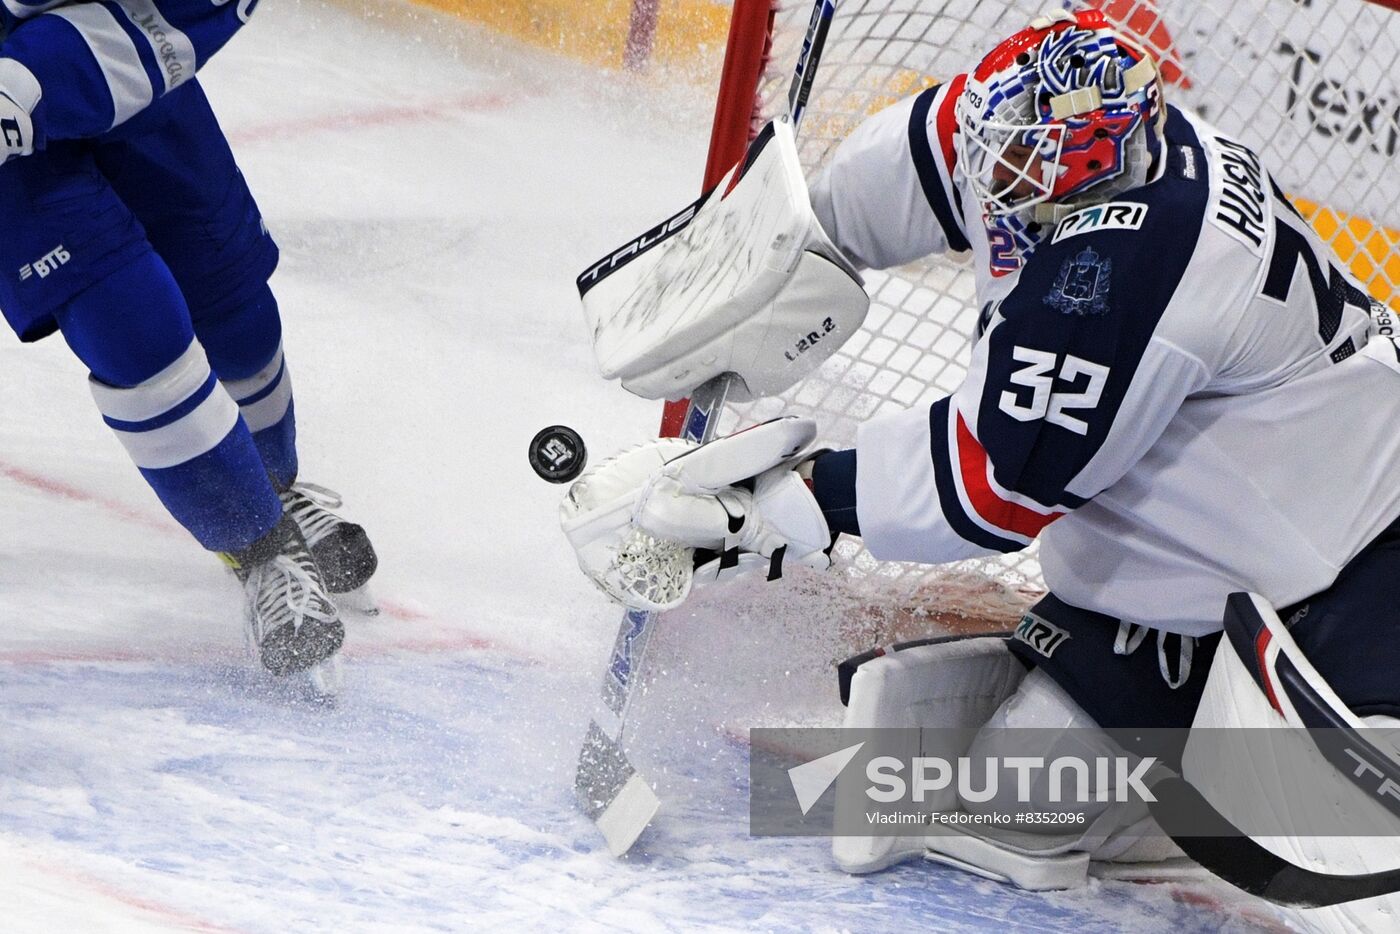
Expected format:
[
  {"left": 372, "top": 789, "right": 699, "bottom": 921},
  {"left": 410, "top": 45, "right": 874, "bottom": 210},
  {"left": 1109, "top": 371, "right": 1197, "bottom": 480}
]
[
  {"left": 833, "top": 635, "right": 1026, "bottom": 874},
  {"left": 1186, "top": 593, "right": 1400, "bottom": 930}
]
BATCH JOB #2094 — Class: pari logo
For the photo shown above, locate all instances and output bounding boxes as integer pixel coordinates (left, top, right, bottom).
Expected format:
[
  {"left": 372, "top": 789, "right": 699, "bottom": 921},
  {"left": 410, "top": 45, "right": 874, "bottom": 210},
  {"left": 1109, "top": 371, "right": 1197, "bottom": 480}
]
[
  {"left": 1014, "top": 612, "right": 1071, "bottom": 658},
  {"left": 1051, "top": 202, "right": 1148, "bottom": 243}
]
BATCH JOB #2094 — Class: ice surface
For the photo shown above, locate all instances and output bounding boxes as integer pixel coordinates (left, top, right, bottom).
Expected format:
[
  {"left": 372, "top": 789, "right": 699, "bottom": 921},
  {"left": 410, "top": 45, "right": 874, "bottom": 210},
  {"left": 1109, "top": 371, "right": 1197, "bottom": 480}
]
[{"left": 0, "top": 1, "right": 1281, "bottom": 930}]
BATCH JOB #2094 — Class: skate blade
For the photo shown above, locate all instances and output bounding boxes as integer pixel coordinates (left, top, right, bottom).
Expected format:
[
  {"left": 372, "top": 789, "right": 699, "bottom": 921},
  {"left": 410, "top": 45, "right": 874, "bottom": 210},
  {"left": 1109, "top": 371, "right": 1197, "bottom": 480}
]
[
  {"left": 306, "top": 655, "right": 344, "bottom": 699},
  {"left": 336, "top": 585, "right": 380, "bottom": 617}
]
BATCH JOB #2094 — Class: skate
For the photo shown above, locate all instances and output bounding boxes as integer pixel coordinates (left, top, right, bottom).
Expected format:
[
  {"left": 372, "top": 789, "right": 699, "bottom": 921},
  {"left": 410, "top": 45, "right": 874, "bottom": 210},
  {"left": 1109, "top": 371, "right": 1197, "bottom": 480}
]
[
  {"left": 221, "top": 515, "right": 345, "bottom": 690},
  {"left": 279, "top": 482, "right": 378, "bottom": 596}
]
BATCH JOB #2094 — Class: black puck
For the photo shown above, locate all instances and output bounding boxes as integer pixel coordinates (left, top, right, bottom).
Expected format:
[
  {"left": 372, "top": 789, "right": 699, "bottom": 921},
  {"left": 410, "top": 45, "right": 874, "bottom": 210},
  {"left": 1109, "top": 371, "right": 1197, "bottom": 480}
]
[{"left": 529, "top": 425, "right": 588, "bottom": 483}]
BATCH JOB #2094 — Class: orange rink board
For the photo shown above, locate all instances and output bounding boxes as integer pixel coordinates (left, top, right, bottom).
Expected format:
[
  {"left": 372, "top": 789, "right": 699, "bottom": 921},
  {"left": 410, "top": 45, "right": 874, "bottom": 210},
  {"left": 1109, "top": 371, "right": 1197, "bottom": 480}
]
[
  {"left": 397, "top": 0, "right": 1399, "bottom": 313},
  {"left": 402, "top": 0, "right": 731, "bottom": 72}
]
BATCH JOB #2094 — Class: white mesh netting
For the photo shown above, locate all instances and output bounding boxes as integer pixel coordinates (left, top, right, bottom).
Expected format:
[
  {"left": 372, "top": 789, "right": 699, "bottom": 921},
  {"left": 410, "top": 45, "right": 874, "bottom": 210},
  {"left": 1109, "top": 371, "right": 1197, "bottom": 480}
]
[{"left": 716, "top": 0, "right": 1400, "bottom": 622}]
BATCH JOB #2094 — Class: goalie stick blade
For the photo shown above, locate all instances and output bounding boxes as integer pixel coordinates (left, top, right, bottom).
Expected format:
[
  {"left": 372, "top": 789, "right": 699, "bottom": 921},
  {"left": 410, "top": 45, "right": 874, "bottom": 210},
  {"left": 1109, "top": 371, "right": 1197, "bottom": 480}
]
[
  {"left": 575, "top": 720, "right": 659, "bottom": 856},
  {"left": 597, "top": 773, "right": 661, "bottom": 858}
]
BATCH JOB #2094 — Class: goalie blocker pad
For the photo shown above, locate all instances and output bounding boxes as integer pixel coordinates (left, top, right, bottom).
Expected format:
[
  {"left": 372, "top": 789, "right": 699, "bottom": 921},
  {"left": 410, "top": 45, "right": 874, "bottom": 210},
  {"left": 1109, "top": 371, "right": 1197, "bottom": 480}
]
[{"left": 576, "top": 118, "right": 869, "bottom": 402}]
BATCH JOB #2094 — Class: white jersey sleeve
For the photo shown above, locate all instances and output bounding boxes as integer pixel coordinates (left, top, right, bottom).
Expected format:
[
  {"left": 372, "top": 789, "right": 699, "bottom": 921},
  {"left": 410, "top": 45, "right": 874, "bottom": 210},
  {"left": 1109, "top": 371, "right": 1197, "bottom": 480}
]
[{"left": 810, "top": 79, "right": 973, "bottom": 270}]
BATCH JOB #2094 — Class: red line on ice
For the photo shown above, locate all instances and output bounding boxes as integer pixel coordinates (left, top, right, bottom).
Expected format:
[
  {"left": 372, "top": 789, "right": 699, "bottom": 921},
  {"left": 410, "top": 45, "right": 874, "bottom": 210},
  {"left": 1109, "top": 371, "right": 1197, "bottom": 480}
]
[
  {"left": 0, "top": 460, "right": 178, "bottom": 536},
  {"left": 33, "top": 861, "right": 242, "bottom": 933},
  {"left": 228, "top": 90, "right": 526, "bottom": 146},
  {"left": 0, "top": 647, "right": 183, "bottom": 665}
]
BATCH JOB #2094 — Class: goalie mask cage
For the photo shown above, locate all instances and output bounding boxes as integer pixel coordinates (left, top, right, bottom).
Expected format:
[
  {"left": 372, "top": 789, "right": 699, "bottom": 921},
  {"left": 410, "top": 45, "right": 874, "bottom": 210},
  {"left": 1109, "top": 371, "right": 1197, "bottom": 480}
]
[{"left": 698, "top": 0, "right": 1400, "bottom": 612}]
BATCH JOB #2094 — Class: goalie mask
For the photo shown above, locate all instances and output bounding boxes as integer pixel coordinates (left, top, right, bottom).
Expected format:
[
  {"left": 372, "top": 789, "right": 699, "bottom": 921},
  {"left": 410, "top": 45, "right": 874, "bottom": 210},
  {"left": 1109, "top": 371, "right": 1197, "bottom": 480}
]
[{"left": 955, "top": 9, "right": 1166, "bottom": 224}]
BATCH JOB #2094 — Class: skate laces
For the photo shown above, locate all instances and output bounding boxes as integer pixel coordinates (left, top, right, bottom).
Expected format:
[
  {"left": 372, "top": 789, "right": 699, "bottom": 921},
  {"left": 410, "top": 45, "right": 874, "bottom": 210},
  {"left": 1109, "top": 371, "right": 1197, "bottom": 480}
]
[
  {"left": 290, "top": 482, "right": 343, "bottom": 509},
  {"left": 248, "top": 549, "right": 336, "bottom": 642},
  {"left": 280, "top": 483, "right": 346, "bottom": 546}
]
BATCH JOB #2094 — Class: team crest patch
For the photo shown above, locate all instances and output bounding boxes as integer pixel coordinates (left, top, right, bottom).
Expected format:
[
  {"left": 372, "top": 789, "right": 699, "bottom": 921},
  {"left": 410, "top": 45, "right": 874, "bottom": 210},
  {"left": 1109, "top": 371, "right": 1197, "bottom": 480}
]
[
  {"left": 1044, "top": 246, "right": 1112, "bottom": 317},
  {"left": 1014, "top": 612, "right": 1071, "bottom": 659},
  {"left": 1051, "top": 201, "right": 1148, "bottom": 243}
]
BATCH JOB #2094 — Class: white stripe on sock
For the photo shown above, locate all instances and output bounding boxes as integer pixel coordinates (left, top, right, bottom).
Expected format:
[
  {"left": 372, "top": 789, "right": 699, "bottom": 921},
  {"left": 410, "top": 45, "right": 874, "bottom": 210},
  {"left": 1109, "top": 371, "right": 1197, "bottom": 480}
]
[
  {"left": 89, "top": 340, "right": 211, "bottom": 423},
  {"left": 109, "top": 385, "right": 240, "bottom": 469}
]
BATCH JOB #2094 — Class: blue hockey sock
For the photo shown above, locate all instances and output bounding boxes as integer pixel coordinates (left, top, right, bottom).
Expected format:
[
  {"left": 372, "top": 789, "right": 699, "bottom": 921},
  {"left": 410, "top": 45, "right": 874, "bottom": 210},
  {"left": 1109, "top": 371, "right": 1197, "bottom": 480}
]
[
  {"left": 58, "top": 256, "right": 284, "bottom": 553},
  {"left": 219, "top": 343, "right": 298, "bottom": 490},
  {"left": 195, "top": 285, "right": 298, "bottom": 490}
]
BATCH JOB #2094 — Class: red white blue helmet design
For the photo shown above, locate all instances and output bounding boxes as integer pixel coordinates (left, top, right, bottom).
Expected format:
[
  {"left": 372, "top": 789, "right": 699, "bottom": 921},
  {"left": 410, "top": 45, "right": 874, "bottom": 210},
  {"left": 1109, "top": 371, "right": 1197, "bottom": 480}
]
[{"left": 955, "top": 9, "right": 1166, "bottom": 223}]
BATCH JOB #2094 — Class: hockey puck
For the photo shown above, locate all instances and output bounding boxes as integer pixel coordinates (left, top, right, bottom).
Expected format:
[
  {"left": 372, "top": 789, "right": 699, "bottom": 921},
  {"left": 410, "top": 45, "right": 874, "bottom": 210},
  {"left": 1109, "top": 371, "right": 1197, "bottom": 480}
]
[{"left": 529, "top": 425, "right": 588, "bottom": 483}]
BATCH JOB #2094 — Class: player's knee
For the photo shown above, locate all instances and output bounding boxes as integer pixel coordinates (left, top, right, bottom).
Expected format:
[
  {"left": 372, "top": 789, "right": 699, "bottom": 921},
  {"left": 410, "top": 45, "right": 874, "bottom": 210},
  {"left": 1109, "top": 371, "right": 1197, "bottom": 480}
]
[
  {"left": 55, "top": 253, "right": 196, "bottom": 388},
  {"left": 192, "top": 283, "right": 283, "bottom": 381}
]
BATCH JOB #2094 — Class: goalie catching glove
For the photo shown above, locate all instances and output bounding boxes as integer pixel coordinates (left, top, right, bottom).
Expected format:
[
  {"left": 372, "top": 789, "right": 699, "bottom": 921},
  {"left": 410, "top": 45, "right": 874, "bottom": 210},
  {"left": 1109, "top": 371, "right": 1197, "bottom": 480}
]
[{"left": 560, "top": 417, "right": 834, "bottom": 612}]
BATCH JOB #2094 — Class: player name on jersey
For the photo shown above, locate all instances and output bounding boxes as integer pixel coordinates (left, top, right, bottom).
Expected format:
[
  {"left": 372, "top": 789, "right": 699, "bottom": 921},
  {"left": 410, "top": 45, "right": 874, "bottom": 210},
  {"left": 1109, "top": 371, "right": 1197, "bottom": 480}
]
[{"left": 1212, "top": 135, "right": 1269, "bottom": 255}]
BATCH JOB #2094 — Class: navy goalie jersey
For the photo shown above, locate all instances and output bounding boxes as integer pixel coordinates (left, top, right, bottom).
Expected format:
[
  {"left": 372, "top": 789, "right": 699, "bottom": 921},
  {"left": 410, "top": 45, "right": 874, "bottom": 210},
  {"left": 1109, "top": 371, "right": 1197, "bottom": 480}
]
[
  {"left": 0, "top": 0, "right": 257, "bottom": 145},
  {"left": 810, "top": 83, "right": 1400, "bottom": 637}
]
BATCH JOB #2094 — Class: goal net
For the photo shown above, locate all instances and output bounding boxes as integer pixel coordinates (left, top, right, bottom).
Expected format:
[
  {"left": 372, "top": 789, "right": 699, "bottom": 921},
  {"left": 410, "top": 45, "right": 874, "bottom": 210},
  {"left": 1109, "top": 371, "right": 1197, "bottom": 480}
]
[{"left": 701, "top": 0, "right": 1400, "bottom": 629}]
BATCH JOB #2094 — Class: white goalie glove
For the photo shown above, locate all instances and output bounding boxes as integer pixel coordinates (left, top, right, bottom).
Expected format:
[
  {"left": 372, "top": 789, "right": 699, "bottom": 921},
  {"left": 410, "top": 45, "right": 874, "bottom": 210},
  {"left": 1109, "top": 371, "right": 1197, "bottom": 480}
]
[{"left": 560, "top": 417, "right": 834, "bottom": 612}]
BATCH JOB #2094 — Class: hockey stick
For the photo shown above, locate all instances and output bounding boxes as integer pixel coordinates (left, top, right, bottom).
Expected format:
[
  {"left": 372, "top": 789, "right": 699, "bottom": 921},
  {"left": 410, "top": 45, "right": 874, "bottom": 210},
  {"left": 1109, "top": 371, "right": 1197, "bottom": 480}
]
[
  {"left": 1148, "top": 775, "right": 1400, "bottom": 907},
  {"left": 574, "top": 0, "right": 840, "bottom": 858}
]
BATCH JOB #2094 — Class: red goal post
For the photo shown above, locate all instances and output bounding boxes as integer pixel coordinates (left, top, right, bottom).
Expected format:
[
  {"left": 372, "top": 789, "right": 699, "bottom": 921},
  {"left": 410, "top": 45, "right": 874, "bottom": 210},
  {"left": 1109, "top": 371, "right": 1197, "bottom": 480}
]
[{"left": 674, "top": 0, "right": 1400, "bottom": 620}]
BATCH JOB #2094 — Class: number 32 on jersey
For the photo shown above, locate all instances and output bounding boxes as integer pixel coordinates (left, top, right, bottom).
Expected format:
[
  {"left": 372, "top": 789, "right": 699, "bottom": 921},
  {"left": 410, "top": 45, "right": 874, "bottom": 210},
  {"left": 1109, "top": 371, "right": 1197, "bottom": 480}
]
[{"left": 998, "top": 346, "right": 1110, "bottom": 436}]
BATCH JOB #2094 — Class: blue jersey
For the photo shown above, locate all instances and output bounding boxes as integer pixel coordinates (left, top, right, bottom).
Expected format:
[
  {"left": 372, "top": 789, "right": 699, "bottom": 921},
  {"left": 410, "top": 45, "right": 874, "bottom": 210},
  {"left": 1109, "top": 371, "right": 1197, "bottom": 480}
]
[{"left": 0, "top": 0, "right": 257, "bottom": 146}]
